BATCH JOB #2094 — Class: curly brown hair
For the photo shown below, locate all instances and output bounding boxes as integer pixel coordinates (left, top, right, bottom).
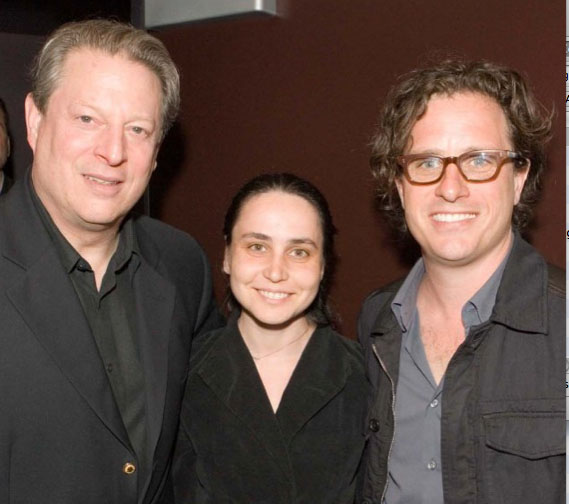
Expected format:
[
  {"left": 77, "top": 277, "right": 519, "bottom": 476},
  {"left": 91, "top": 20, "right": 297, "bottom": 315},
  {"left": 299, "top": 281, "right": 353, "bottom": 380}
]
[{"left": 370, "top": 59, "right": 553, "bottom": 233}]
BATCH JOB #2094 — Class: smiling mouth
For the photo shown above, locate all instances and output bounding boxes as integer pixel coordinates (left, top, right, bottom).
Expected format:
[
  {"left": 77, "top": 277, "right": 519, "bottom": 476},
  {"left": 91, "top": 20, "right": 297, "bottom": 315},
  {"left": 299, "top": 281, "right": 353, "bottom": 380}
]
[
  {"left": 258, "top": 290, "right": 290, "bottom": 300},
  {"left": 432, "top": 213, "right": 476, "bottom": 223},
  {"left": 84, "top": 175, "right": 120, "bottom": 186}
]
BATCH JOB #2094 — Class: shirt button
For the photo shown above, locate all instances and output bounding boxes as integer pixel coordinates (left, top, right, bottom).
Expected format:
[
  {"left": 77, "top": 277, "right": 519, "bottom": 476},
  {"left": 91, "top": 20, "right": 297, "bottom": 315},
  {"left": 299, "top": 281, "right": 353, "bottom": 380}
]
[
  {"left": 107, "top": 363, "right": 113, "bottom": 373},
  {"left": 123, "top": 462, "right": 136, "bottom": 475},
  {"left": 368, "top": 418, "right": 380, "bottom": 432},
  {"left": 427, "top": 459, "right": 437, "bottom": 470},
  {"left": 77, "top": 261, "right": 89, "bottom": 271},
  {"left": 430, "top": 399, "right": 439, "bottom": 408}
]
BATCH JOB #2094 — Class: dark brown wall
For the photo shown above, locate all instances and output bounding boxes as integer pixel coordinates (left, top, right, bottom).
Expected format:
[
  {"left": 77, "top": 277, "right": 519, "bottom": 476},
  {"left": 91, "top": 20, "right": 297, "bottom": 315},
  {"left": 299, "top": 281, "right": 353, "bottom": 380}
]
[
  {"left": 0, "top": 33, "right": 45, "bottom": 180},
  {"left": 152, "top": 0, "right": 564, "bottom": 338}
]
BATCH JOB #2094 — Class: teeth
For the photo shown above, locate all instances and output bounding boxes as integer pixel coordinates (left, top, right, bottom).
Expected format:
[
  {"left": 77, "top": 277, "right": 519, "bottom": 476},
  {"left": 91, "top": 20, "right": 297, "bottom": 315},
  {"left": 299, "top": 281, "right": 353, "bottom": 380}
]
[
  {"left": 432, "top": 213, "right": 476, "bottom": 222},
  {"left": 85, "top": 175, "right": 118, "bottom": 185},
  {"left": 259, "top": 290, "right": 289, "bottom": 300}
]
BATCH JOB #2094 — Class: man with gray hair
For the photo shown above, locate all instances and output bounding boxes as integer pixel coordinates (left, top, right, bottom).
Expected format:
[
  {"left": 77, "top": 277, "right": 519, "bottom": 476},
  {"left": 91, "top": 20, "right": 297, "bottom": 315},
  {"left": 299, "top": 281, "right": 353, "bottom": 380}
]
[
  {"left": 0, "top": 19, "right": 222, "bottom": 503},
  {"left": 358, "top": 60, "right": 564, "bottom": 504}
]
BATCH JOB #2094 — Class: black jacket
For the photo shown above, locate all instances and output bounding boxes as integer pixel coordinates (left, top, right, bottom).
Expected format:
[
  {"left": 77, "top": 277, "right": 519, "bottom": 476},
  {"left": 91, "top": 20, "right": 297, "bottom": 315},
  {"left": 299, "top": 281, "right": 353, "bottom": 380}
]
[
  {"left": 0, "top": 172, "right": 12, "bottom": 195},
  {"left": 357, "top": 235, "right": 565, "bottom": 504},
  {"left": 172, "top": 321, "right": 368, "bottom": 503},
  {"left": 0, "top": 176, "right": 223, "bottom": 504}
]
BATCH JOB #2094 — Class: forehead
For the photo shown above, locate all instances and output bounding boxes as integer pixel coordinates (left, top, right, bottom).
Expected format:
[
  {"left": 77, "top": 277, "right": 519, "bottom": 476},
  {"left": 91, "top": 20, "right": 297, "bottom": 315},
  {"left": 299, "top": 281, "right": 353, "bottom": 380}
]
[
  {"left": 235, "top": 191, "right": 322, "bottom": 236},
  {"left": 408, "top": 92, "right": 511, "bottom": 151},
  {"left": 53, "top": 48, "right": 162, "bottom": 105}
]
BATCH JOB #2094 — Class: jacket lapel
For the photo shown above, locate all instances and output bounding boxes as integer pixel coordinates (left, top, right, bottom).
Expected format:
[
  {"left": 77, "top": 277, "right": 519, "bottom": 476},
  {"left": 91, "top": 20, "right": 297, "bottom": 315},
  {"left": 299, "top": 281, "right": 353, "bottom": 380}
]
[
  {"left": 2, "top": 178, "right": 132, "bottom": 450},
  {"left": 132, "top": 257, "right": 175, "bottom": 460},
  {"left": 6, "top": 233, "right": 131, "bottom": 448},
  {"left": 276, "top": 327, "right": 351, "bottom": 444},
  {"left": 197, "top": 323, "right": 294, "bottom": 481}
]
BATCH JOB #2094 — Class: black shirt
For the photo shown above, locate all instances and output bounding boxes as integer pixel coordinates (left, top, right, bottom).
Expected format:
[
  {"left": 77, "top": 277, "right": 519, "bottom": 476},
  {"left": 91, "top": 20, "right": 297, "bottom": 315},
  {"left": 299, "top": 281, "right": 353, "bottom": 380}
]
[{"left": 30, "top": 184, "right": 149, "bottom": 485}]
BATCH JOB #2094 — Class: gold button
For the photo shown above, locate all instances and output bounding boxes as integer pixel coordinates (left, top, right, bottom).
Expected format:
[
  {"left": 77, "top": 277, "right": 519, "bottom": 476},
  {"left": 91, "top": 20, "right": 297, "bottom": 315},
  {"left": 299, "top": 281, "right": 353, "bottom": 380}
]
[{"left": 123, "top": 462, "right": 136, "bottom": 475}]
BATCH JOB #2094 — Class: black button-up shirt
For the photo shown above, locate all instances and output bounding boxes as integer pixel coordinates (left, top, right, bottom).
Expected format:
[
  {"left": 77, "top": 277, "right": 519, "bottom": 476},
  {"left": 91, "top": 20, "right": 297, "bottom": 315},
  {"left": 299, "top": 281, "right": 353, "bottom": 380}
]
[{"left": 30, "top": 185, "right": 149, "bottom": 484}]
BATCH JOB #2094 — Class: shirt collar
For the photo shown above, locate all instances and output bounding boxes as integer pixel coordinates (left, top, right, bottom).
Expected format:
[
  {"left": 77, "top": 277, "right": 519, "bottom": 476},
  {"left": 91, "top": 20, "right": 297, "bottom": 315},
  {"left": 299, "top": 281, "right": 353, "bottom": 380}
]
[
  {"left": 29, "top": 175, "right": 138, "bottom": 274},
  {"left": 391, "top": 258, "right": 425, "bottom": 332},
  {"left": 461, "top": 248, "right": 510, "bottom": 328},
  {"left": 391, "top": 237, "right": 513, "bottom": 333}
]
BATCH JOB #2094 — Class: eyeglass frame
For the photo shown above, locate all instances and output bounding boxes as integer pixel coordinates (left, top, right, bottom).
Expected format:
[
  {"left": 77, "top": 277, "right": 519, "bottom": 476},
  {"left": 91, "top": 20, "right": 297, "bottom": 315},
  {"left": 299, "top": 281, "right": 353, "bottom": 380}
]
[{"left": 395, "top": 149, "right": 529, "bottom": 185}]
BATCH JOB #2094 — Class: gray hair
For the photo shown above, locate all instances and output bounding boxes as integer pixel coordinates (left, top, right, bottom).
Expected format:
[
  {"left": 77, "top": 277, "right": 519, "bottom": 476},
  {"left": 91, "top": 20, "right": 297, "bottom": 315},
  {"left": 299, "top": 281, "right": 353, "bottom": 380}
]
[{"left": 30, "top": 19, "right": 180, "bottom": 138}]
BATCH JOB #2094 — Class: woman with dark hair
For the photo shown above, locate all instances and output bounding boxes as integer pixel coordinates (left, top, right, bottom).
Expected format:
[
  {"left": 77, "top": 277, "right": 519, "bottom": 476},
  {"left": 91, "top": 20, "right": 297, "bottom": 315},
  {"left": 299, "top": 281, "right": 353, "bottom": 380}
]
[{"left": 173, "top": 173, "right": 367, "bottom": 503}]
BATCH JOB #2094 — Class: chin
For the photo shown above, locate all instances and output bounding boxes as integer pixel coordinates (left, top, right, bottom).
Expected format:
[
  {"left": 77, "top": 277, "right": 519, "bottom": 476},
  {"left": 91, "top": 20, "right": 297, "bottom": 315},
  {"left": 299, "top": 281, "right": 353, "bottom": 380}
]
[
  {"left": 426, "top": 243, "right": 477, "bottom": 264},
  {"left": 246, "top": 308, "right": 304, "bottom": 329}
]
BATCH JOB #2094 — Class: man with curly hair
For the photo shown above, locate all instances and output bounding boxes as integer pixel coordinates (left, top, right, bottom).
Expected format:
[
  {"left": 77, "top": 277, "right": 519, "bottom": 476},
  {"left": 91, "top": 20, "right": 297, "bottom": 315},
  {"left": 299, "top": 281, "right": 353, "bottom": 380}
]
[{"left": 357, "top": 60, "right": 565, "bottom": 504}]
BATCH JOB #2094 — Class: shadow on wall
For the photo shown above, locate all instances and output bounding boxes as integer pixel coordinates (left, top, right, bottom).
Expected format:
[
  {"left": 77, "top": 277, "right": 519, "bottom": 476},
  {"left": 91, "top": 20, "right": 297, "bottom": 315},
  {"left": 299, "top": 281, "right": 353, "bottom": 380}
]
[{"left": 150, "top": 121, "right": 187, "bottom": 218}]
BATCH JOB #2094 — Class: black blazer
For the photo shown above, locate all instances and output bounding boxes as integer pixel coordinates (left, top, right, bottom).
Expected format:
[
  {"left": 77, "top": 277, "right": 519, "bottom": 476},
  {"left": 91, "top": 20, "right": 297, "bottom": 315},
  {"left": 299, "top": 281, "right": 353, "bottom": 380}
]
[
  {"left": 0, "top": 172, "right": 12, "bottom": 195},
  {"left": 0, "top": 176, "right": 223, "bottom": 504},
  {"left": 172, "top": 321, "right": 368, "bottom": 503}
]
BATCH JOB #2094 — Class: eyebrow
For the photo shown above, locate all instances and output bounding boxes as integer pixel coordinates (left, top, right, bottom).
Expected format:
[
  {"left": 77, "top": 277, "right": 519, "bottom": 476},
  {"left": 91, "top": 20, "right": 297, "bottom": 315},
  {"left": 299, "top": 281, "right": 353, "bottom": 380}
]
[
  {"left": 408, "top": 146, "right": 499, "bottom": 156},
  {"left": 72, "top": 101, "right": 157, "bottom": 124},
  {"left": 239, "top": 233, "right": 319, "bottom": 248},
  {"left": 289, "top": 238, "right": 319, "bottom": 248},
  {"left": 240, "top": 232, "right": 271, "bottom": 241}
]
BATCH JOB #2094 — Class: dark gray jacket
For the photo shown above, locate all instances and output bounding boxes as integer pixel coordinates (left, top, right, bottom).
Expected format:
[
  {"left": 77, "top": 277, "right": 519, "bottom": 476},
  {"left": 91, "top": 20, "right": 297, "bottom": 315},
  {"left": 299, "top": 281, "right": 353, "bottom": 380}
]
[{"left": 357, "top": 235, "right": 565, "bottom": 504}]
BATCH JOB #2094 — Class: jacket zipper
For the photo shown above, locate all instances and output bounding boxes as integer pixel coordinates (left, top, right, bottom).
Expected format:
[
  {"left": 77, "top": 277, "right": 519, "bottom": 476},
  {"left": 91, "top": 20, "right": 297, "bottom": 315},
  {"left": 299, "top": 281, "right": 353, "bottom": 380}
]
[{"left": 372, "top": 342, "right": 396, "bottom": 504}]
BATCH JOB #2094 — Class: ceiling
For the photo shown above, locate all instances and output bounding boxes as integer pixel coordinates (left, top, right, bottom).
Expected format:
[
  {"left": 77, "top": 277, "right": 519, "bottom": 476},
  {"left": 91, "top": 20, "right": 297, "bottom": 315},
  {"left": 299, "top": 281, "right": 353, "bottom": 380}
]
[{"left": 0, "top": 0, "right": 132, "bottom": 35}]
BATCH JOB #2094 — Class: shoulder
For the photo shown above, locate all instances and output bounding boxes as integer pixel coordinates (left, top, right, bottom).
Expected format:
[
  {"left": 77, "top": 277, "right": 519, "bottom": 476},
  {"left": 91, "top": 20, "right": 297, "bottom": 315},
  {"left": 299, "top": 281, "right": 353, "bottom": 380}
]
[
  {"left": 188, "top": 325, "right": 227, "bottom": 371},
  {"left": 133, "top": 214, "right": 203, "bottom": 254},
  {"left": 361, "top": 278, "right": 403, "bottom": 310},
  {"left": 131, "top": 214, "right": 210, "bottom": 273},
  {"left": 317, "top": 326, "right": 365, "bottom": 372},
  {"left": 546, "top": 263, "right": 565, "bottom": 299},
  {"left": 358, "top": 278, "right": 403, "bottom": 327}
]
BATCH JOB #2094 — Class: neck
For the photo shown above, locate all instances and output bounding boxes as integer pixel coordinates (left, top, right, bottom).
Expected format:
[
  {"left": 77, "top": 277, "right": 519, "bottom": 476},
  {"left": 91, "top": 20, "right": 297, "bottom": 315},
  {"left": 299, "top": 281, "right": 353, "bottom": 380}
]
[
  {"left": 420, "top": 232, "right": 513, "bottom": 313},
  {"left": 238, "top": 313, "right": 314, "bottom": 357},
  {"left": 56, "top": 219, "right": 120, "bottom": 289}
]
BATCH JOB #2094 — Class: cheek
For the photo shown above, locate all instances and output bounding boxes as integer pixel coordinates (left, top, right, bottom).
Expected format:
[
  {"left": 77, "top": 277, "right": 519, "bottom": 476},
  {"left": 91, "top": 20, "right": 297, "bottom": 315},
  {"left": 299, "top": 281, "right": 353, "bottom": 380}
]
[
  {"left": 228, "top": 254, "right": 260, "bottom": 283},
  {"left": 297, "top": 261, "right": 324, "bottom": 291}
]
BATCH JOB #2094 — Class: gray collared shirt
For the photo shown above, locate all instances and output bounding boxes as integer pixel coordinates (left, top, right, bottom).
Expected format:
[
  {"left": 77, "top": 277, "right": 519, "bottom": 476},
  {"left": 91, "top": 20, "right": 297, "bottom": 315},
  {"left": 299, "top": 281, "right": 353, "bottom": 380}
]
[{"left": 384, "top": 250, "right": 509, "bottom": 504}]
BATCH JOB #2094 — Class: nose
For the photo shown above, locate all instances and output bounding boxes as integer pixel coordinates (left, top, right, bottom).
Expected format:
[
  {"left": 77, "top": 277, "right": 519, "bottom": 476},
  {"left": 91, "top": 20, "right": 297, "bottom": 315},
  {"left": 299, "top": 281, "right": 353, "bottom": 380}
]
[
  {"left": 95, "top": 126, "right": 127, "bottom": 166},
  {"left": 434, "top": 162, "right": 469, "bottom": 202},
  {"left": 263, "top": 253, "right": 288, "bottom": 282}
]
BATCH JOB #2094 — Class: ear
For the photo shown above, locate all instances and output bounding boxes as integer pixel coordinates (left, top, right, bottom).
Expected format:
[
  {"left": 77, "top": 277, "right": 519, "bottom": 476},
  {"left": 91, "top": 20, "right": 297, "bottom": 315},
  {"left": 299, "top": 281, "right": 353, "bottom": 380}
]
[
  {"left": 25, "top": 93, "right": 42, "bottom": 152},
  {"left": 222, "top": 246, "right": 231, "bottom": 275},
  {"left": 395, "top": 176, "right": 405, "bottom": 209},
  {"left": 513, "top": 162, "right": 530, "bottom": 205}
]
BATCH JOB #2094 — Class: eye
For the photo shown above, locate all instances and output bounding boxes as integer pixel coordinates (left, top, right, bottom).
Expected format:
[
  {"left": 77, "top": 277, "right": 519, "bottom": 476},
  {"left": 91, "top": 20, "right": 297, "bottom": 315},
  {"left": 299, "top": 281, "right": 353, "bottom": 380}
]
[
  {"left": 417, "top": 157, "right": 441, "bottom": 170},
  {"left": 289, "top": 248, "right": 309, "bottom": 259},
  {"left": 79, "top": 115, "right": 93, "bottom": 124},
  {"left": 465, "top": 152, "right": 496, "bottom": 169},
  {"left": 131, "top": 126, "right": 146, "bottom": 135},
  {"left": 247, "top": 243, "right": 266, "bottom": 253}
]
